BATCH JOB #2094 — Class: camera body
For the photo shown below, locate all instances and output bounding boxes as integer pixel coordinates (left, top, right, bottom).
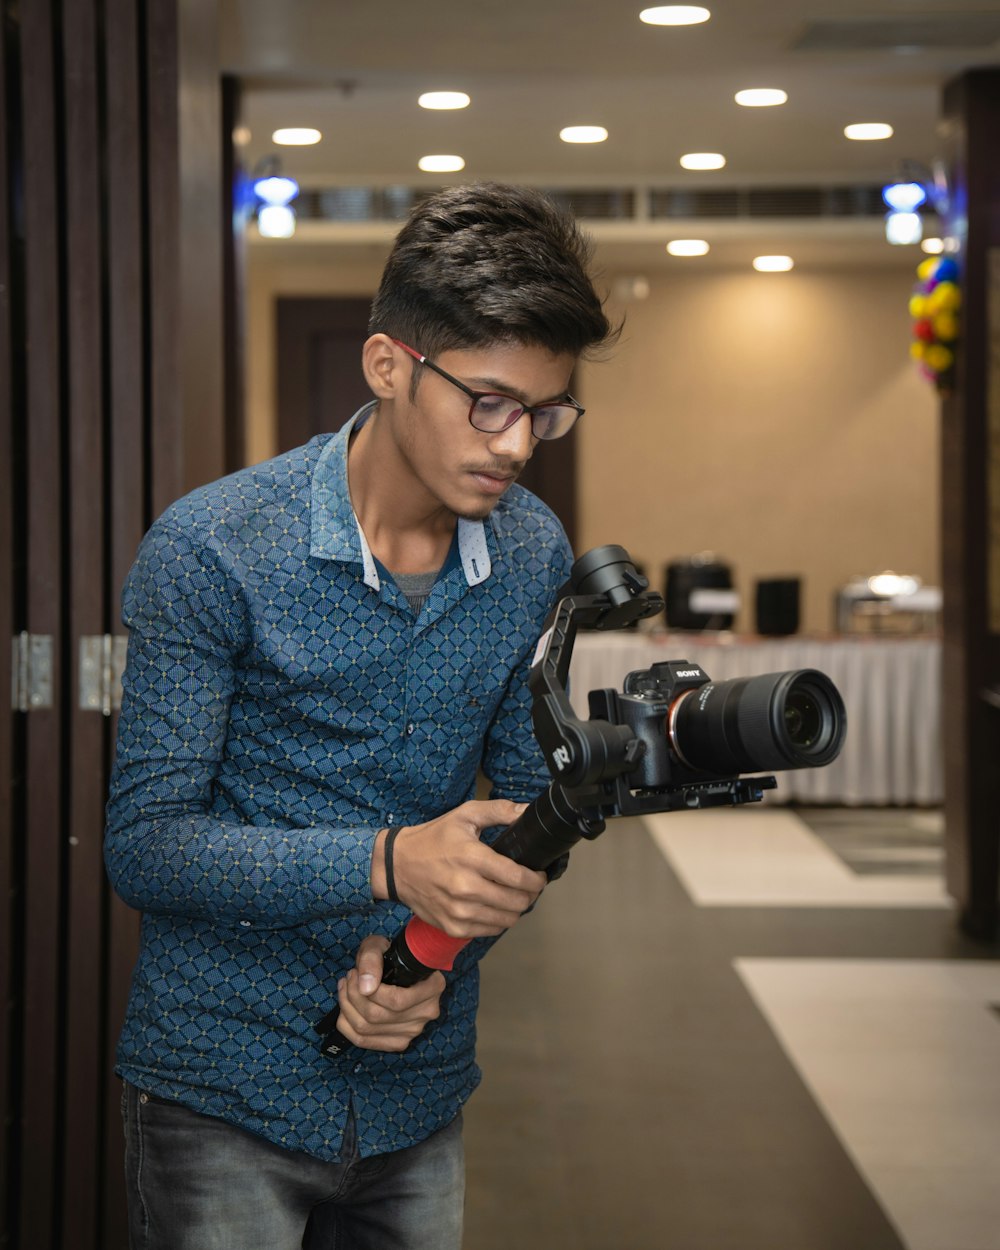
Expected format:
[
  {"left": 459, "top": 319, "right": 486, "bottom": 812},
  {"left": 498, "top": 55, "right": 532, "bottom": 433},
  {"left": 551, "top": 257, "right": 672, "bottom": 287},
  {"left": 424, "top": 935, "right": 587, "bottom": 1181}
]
[
  {"left": 585, "top": 653, "right": 845, "bottom": 812},
  {"left": 588, "top": 659, "right": 712, "bottom": 792}
]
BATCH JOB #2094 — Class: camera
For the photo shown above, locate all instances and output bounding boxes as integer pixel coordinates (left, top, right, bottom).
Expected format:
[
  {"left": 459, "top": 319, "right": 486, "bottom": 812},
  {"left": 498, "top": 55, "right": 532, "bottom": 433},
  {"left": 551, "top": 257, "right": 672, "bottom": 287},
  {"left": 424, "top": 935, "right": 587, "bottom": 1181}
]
[{"left": 589, "top": 658, "right": 845, "bottom": 795}]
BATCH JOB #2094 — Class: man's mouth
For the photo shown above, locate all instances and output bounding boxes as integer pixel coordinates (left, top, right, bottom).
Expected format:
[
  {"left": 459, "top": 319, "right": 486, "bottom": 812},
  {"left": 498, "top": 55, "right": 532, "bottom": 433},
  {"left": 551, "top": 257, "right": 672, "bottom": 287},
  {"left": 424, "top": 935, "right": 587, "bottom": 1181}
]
[{"left": 469, "top": 469, "right": 516, "bottom": 495}]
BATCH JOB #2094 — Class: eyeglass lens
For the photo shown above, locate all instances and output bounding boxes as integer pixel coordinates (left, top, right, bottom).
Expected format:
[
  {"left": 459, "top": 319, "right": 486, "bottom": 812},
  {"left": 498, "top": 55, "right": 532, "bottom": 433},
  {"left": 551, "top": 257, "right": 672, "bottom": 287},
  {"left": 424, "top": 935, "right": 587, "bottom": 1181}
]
[{"left": 470, "top": 395, "right": 579, "bottom": 441}]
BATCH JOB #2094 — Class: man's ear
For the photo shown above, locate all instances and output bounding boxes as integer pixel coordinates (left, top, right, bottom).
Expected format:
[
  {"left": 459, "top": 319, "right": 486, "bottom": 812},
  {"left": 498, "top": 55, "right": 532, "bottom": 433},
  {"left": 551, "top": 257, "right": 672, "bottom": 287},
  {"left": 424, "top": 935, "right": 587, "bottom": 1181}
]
[{"left": 362, "top": 334, "right": 402, "bottom": 401}]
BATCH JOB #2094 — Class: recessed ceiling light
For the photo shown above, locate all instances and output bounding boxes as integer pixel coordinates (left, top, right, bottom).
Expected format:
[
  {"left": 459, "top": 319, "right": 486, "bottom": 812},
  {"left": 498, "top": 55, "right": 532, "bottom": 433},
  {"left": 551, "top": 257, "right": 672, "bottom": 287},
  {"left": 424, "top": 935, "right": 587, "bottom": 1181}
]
[
  {"left": 640, "top": 6, "right": 710, "bottom": 25},
  {"left": 418, "top": 91, "right": 471, "bottom": 110},
  {"left": 272, "top": 128, "right": 322, "bottom": 146},
  {"left": 844, "top": 122, "right": 894, "bottom": 141},
  {"left": 680, "top": 152, "right": 726, "bottom": 170},
  {"left": 753, "top": 255, "right": 794, "bottom": 272},
  {"left": 560, "top": 126, "right": 608, "bottom": 144},
  {"left": 666, "top": 239, "right": 710, "bottom": 256},
  {"left": 734, "top": 88, "right": 787, "bottom": 107},
  {"left": 921, "top": 237, "right": 945, "bottom": 254},
  {"left": 418, "top": 154, "right": 466, "bottom": 173}
]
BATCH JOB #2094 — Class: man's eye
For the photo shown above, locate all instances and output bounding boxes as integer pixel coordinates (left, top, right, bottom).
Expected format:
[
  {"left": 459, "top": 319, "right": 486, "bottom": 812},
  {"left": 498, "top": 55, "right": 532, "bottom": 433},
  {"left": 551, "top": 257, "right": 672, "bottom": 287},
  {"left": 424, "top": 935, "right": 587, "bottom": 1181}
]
[{"left": 475, "top": 394, "right": 510, "bottom": 416}]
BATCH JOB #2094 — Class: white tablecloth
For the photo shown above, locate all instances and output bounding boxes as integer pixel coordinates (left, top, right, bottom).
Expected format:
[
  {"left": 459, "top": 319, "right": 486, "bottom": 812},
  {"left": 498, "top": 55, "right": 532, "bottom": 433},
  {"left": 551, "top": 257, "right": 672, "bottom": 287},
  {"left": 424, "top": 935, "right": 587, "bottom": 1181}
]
[{"left": 567, "top": 632, "right": 942, "bottom": 806}]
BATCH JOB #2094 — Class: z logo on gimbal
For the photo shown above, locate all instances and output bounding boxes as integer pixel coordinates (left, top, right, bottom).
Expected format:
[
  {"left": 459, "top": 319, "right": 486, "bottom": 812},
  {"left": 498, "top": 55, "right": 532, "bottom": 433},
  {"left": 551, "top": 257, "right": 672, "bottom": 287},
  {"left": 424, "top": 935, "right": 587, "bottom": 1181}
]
[{"left": 551, "top": 746, "right": 571, "bottom": 771}]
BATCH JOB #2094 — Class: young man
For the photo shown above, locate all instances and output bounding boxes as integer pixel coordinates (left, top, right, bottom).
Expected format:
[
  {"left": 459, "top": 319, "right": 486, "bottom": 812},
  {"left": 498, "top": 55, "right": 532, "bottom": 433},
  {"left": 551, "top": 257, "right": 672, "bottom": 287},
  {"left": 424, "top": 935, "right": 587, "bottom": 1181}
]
[{"left": 105, "top": 182, "right": 615, "bottom": 1249}]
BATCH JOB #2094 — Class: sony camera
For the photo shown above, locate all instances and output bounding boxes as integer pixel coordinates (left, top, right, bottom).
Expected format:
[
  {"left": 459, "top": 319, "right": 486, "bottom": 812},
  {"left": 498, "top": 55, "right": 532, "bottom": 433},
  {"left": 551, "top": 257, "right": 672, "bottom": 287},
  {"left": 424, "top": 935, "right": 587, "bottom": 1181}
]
[{"left": 588, "top": 657, "right": 846, "bottom": 797}]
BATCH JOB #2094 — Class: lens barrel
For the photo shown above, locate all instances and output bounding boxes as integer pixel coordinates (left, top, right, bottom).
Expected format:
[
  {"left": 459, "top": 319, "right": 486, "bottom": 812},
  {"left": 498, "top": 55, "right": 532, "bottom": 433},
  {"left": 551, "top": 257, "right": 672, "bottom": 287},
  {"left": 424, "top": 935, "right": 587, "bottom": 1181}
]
[{"left": 670, "top": 669, "right": 846, "bottom": 774}]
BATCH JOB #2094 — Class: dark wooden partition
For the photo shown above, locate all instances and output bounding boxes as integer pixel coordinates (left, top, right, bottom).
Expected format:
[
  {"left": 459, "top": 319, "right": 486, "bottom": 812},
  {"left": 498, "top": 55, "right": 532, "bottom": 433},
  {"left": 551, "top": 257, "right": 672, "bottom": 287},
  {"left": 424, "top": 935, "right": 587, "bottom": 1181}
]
[
  {"left": 1, "top": 1, "right": 189, "bottom": 1245},
  {"left": 0, "top": 5, "right": 15, "bottom": 1243},
  {"left": 939, "top": 68, "right": 1000, "bottom": 942},
  {"left": 17, "top": 2, "right": 65, "bottom": 1241}
]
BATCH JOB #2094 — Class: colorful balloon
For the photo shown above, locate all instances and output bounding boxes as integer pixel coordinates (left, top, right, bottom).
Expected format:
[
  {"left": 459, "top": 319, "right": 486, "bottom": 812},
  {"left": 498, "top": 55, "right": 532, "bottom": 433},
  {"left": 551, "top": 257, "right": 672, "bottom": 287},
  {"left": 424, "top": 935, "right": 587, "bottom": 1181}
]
[
  {"left": 925, "top": 344, "right": 954, "bottom": 372},
  {"left": 913, "top": 318, "right": 935, "bottom": 342},
  {"left": 909, "top": 257, "right": 959, "bottom": 386},
  {"left": 909, "top": 294, "right": 928, "bottom": 318}
]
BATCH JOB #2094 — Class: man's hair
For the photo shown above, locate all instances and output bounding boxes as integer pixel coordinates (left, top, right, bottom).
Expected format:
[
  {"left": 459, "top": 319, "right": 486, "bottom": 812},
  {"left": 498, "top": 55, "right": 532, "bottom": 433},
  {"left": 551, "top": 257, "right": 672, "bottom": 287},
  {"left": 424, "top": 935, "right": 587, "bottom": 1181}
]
[{"left": 368, "top": 182, "right": 618, "bottom": 363}]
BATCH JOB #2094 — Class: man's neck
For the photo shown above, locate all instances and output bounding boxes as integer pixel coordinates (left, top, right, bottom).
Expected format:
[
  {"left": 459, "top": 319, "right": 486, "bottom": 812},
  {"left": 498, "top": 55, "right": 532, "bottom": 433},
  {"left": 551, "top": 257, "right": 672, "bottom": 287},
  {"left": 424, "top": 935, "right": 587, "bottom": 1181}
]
[{"left": 347, "top": 409, "right": 456, "bottom": 575}]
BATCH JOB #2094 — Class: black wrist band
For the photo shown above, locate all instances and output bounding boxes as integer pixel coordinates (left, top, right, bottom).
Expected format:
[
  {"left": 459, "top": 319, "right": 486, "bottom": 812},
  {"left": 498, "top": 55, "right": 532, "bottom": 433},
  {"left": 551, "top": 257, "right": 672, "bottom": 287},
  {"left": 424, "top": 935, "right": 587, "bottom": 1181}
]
[{"left": 383, "top": 826, "right": 404, "bottom": 903}]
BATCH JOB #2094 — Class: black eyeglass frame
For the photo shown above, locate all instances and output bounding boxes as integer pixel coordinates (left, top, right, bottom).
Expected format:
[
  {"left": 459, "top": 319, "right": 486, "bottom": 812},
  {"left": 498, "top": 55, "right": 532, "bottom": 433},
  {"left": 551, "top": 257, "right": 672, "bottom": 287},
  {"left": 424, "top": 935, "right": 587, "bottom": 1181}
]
[{"left": 391, "top": 338, "right": 585, "bottom": 441}]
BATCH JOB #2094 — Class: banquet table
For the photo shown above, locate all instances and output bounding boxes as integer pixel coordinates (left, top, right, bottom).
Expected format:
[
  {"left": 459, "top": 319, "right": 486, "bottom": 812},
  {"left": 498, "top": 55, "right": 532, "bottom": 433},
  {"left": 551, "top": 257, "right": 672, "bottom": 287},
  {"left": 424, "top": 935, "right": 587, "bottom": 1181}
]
[{"left": 566, "top": 631, "right": 942, "bottom": 806}]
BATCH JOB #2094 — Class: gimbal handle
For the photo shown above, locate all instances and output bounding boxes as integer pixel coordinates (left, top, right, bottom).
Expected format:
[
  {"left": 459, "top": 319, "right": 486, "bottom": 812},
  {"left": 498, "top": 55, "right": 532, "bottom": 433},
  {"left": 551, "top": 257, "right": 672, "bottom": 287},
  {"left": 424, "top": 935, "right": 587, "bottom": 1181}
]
[{"left": 315, "top": 784, "right": 604, "bottom": 1057}]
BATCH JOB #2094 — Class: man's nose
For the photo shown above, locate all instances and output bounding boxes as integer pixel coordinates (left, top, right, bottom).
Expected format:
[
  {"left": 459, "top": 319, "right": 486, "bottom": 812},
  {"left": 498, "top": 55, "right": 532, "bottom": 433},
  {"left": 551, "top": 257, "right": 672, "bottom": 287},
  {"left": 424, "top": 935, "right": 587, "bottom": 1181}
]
[{"left": 486, "top": 411, "right": 536, "bottom": 461}]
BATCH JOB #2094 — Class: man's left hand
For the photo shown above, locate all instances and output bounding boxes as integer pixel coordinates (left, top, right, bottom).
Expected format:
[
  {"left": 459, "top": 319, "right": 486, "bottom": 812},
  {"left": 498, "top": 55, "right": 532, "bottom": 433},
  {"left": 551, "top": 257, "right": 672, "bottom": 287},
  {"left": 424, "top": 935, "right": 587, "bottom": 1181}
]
[{"left": 335, "top": 934, "right": 447, "bottom": 1052}]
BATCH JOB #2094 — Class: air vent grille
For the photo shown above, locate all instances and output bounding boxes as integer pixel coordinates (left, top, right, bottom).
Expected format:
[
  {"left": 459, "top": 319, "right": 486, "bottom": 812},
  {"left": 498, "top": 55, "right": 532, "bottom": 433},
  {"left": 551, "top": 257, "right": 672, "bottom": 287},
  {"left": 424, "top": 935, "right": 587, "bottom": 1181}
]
[
  {"left": 296, "top": 187, "right": 433, "bottom": 222},
  {"left": 295, "top": 184, "right": 891, "bottom": 225},
  {"left": 542, "top": 188, "right": 637, "bottom": 219},
  {"left": 791, "top": 15, "right": 1000, "bottom": 51},
  {"left": 648, "top": 185, "right": 887, "bottom": 218}
]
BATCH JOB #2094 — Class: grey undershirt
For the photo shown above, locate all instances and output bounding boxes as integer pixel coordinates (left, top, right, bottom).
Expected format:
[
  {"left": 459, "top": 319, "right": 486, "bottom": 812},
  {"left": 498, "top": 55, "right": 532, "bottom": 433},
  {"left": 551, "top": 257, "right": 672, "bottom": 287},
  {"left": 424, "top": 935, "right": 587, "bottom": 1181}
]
[{"left": 391, "top": 569, "right": 438, "bottom": 616}]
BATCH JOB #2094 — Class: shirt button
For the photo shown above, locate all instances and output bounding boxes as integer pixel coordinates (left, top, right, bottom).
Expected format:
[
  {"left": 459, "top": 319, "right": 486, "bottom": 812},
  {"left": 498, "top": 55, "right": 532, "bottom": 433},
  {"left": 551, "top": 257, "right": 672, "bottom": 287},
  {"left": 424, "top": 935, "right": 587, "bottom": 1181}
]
[
  {"left": 353, "top": 1064, "right": 363, "bottom": 1074},
  {"left": 239, "top": 920, "right": 251, "bottom": 928},
  {"left": 406, "top": 723, "right": 415, "bottom": 736}
]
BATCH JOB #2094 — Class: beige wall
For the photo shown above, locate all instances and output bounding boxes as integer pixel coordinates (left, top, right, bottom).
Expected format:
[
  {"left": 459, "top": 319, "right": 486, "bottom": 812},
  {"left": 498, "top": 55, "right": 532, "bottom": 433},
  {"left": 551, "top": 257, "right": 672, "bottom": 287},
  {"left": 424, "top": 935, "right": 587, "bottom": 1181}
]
[
  {"left": 246, "top": 246, "right": 939, "bottom": 635},
  {"left": 577, "top": 267, "right": 939, "bottom": 634}
]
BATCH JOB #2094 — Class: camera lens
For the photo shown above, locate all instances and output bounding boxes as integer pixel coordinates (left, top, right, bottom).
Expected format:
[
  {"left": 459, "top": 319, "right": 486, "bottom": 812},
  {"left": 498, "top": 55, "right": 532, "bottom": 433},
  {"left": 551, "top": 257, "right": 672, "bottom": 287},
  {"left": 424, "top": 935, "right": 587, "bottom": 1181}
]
[
  {"left": 669, "top": 669, "right": 846, "bottom": 774},
  {"left": 784, "top": 688, "right": 822, "bottom": 748}
]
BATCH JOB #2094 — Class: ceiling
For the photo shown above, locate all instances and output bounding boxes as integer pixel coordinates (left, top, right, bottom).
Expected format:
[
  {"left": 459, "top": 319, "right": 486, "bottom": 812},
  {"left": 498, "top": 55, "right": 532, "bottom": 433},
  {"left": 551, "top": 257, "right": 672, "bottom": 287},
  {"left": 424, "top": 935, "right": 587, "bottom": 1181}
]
[{"left": 220, "top": 0, "right": 1000, "bottom": 270}]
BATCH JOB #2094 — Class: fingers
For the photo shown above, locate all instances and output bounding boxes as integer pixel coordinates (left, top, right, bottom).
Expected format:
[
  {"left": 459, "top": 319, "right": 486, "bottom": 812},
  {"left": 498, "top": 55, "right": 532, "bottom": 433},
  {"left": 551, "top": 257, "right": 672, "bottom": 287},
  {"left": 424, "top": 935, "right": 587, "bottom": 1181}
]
[
  {"left": 427, "top": 868, "right": 546, "bottom": 937},
  {"left": 388, "top": 798, "right": 546, "bottom": 938},
  {"left": 354, "top": 934, "right": 390, "bottom": 995},
  {"left": 462, "top": 798, "right": 529, "bottom": 832},
  {"left": 473, "top": 841, "right": 547, "bottom": 895},
  {"left": 336, "top": 968, "right": 446, "bottom": 1052}
]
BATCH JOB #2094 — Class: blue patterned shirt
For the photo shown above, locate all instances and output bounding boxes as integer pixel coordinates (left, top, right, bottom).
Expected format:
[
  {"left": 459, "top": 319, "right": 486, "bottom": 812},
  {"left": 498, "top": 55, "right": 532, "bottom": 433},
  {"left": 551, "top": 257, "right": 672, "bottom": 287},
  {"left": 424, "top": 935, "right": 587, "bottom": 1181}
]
[{"left": 105, "top": 405, "right": 572, "bottom": 1161}]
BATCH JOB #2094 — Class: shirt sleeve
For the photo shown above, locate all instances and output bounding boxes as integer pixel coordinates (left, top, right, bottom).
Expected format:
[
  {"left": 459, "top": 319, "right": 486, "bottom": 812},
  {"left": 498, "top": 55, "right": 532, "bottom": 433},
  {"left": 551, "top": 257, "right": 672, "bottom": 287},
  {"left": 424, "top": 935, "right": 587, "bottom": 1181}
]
[{"left": 104, "top": 519, "right": 380, "bottom": 927}]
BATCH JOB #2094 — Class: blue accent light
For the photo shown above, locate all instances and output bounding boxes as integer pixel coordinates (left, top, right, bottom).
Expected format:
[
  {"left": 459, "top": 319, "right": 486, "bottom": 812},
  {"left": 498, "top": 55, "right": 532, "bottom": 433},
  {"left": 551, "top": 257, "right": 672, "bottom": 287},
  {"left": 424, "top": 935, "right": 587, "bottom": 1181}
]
[
  {"left": 882, "top": 181, "right": 927, "bottom": 213},
  {"left": 254, "top": 175, "right": 300, "bottom": 206}
]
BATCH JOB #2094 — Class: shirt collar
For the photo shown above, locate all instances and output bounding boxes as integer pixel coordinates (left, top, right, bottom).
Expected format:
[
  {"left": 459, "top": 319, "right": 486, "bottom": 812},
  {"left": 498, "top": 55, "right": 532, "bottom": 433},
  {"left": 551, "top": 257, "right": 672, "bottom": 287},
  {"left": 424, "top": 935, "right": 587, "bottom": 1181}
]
[{"left": 310, "top": 402, "right": 494, "bottom": 590}]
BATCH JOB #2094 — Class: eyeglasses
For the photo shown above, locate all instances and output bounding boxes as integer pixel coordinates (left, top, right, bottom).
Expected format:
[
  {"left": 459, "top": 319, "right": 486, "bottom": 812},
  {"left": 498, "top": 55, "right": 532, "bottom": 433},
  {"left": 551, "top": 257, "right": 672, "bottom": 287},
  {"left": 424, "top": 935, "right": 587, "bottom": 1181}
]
[{"left": 392, "top": 339, "right": 584, "bottom": 441}]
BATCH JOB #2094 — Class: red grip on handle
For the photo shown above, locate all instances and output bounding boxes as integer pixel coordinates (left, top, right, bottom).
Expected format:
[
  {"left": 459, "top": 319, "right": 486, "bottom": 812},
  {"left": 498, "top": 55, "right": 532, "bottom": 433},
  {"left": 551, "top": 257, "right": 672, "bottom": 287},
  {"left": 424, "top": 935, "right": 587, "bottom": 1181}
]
[{"left": 404, "top": 917, "right": 470, "bottom": 971}]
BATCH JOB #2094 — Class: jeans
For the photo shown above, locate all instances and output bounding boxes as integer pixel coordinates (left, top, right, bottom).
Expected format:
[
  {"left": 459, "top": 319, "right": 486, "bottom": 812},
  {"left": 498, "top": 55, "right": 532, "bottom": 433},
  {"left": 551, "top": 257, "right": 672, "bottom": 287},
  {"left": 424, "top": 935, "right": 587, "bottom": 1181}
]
[{"left": 121, "top": 1082, "right": 465, "bottom": 1250}]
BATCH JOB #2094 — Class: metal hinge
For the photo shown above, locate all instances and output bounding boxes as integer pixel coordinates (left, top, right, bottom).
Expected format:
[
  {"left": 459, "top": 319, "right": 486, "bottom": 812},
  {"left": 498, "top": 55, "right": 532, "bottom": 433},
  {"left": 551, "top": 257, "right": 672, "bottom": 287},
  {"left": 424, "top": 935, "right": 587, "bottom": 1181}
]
[
  {"left": 11, "top": 632, "right": 54, "bottom": 711},
  {"left": 79, "top": 634, "right": 128, "bottom": 715}
]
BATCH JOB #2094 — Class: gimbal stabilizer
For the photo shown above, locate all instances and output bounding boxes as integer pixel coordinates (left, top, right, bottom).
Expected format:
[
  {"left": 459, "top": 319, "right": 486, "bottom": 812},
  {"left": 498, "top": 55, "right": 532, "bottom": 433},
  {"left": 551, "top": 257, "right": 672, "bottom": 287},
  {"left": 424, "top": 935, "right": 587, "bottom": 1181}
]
[{"left": 317, "top": 544, "right": 846, "bottom": 1057}]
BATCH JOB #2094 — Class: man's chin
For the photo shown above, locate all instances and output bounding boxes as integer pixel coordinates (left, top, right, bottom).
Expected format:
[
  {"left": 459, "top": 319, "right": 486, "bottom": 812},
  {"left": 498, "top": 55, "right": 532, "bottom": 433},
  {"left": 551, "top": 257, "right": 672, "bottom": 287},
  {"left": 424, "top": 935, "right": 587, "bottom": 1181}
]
[
  {"left": 453, "top": 481, "right": 517, "bottom": 521},
  {"left": 455, "top": 498, "right": 501, "bottom": 521}
]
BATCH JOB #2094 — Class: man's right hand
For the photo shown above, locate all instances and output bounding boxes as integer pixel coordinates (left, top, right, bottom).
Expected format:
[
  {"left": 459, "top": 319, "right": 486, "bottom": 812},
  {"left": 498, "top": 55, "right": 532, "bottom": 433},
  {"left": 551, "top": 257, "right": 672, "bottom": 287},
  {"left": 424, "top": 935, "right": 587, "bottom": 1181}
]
[{"left": 374, "top": 800, "right": 546, "bottom": 939}]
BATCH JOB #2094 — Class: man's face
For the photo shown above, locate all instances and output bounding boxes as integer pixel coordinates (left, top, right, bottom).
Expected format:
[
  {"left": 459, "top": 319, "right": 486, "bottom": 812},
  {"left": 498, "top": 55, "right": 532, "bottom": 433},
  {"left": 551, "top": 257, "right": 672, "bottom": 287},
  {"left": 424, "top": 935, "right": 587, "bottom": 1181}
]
[{"left": 389, "top": 341, "right": 577, "bottom": 520}]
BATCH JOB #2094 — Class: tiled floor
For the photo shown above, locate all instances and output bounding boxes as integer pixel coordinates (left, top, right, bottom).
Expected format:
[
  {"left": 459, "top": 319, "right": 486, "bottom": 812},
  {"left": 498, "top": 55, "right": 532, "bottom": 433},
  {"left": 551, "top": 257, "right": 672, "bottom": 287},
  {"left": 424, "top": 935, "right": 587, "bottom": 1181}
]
[
  {"left": 462, "top": 806, "right": 998, "bottom": 1250},
  {"left": 737, "top": 958, "right": 1000, "bottom": 1250}
]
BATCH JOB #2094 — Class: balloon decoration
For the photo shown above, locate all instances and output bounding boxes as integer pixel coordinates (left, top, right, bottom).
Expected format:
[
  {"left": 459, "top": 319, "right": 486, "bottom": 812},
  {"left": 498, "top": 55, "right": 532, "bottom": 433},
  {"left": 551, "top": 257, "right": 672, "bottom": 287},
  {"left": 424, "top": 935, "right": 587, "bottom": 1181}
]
[{"left": 908, "top": 255, "right": 960, "bottom": 391}]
